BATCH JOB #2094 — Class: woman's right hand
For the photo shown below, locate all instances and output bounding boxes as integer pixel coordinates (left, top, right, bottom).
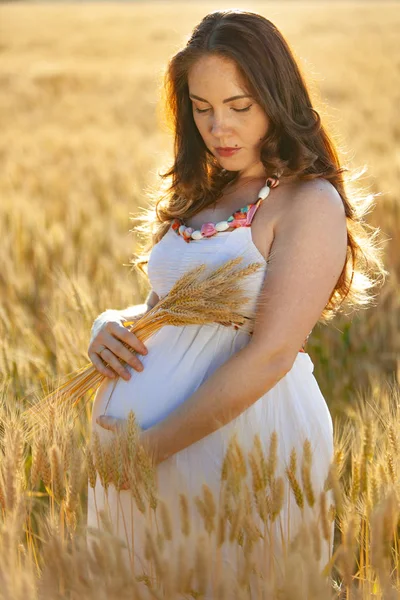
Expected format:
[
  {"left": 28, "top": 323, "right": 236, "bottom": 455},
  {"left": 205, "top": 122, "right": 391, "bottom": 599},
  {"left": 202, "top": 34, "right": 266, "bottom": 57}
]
[{"left": 88, "top": 309, "right": 148, "bottom": 381}]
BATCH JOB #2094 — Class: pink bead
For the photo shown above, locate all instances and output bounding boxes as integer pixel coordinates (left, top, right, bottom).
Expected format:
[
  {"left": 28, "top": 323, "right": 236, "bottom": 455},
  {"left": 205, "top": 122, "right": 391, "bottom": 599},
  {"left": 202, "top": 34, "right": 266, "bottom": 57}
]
[
  {"left": 245, "top": 203, "right": 259, "bottom": 225},
  {"left": 229, "top": 219, "right": 244, "bottom": 229},
  {"left": 201, "top": 222, "right": 217, "bottom": 237}
]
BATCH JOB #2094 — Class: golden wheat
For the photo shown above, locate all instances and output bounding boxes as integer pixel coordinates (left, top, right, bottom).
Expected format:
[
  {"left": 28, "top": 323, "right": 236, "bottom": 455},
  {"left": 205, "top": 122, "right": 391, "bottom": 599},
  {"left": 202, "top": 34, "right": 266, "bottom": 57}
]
[
  {"left": 24, "top": 256, "right": 262, "bottom": 437},
  {"left": 1, "top": 2, "right": 399, "bottom": 597}
]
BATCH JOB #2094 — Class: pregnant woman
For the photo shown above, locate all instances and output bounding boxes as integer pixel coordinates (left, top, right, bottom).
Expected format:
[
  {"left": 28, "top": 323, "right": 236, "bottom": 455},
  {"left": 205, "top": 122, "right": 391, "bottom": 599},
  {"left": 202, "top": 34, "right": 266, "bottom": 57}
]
[{"left": 86, "top": 8, "right": 384, "bottom": 593}]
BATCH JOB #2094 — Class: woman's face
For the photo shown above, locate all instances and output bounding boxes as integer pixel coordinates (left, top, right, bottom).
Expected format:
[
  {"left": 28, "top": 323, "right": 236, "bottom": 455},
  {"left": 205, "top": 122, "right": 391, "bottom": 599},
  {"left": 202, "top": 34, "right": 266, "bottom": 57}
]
[{"left": 187, "top": 54, "right": 270, "bottom": 178}]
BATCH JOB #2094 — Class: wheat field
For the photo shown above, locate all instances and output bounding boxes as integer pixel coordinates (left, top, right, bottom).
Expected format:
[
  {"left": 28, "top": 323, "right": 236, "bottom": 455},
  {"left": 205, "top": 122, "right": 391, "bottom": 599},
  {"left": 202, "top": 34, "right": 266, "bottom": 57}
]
[{"left": 0, "top": 1, "right": 399, "bottom": 598}]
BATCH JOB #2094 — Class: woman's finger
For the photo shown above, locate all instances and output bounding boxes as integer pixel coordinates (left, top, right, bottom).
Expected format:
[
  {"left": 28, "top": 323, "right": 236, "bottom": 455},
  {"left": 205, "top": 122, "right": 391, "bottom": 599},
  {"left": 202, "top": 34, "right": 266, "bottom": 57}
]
[
  {"left": 96, "top": 415, "right": 126, "bottom": 432},
  {"left": 97, "top": 346, "right": 132, "bottom": 380},
  {"left": 108, "top": 321, "right": 148, "bottom": 355},
  {"left": 88, "top": 350, "right": 117, "bottom": 379},
  {"left": 103, "top": 331, "right": 146, "bottom": 374}
]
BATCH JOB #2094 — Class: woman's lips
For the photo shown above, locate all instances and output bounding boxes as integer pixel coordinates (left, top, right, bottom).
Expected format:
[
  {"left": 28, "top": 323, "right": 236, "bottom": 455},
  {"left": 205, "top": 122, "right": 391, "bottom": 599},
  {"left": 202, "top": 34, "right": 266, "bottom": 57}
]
[{"left": 215, "top": 147, "right": 241, "bottom": 157}]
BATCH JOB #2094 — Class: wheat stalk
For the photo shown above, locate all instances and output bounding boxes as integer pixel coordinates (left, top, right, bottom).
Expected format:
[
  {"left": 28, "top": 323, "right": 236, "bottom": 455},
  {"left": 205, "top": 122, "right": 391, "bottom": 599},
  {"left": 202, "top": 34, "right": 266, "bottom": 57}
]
[{"left": 24, "top": 257, "right": 263, "bottom": 431}]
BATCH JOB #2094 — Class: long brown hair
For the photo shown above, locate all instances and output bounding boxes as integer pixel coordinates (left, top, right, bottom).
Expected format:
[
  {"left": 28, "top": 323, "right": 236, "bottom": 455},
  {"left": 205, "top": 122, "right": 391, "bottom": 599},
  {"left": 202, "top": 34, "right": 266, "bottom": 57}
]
[{"left": 130, "top": 9, "right": 387, "bottom": 323}]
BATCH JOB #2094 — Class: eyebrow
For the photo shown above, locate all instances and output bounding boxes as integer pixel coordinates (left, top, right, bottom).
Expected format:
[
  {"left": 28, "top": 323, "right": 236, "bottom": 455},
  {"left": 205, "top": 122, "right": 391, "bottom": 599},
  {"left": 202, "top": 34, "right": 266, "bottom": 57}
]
[{"left": 189, "top": 93, "right": 253, "bottom": 104}]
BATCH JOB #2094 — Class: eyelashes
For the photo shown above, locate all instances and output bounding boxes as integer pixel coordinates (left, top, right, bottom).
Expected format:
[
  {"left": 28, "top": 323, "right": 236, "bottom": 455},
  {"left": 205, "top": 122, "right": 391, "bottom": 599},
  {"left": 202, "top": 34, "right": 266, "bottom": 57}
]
[{"left": 194, "top": 105, "right": 253, "bottom": 114}]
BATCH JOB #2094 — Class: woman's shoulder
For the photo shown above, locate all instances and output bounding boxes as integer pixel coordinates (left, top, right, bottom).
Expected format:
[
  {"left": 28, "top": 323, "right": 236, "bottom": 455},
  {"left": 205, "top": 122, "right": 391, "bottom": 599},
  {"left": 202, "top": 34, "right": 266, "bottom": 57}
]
[
  {"left": 252, "top": 176, "right": 345, "bottom": 256},
  {"left": 275, "top": 177, "right": 345, "bottom": 227}
]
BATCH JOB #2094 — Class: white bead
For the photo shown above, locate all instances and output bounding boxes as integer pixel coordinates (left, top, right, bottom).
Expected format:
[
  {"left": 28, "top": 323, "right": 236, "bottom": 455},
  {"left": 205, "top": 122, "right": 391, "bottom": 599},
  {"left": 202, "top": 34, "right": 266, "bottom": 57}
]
[
  {"left": 191, "top": 230, "right": 203, "bottom": 240},
  {"left": 178, "top": 225, "right": 186, "bottom": 235},
  {"left": 258, "top": 185, "right": 271, "bottom": 200},
  {"left": 216, "top": 221, "right": 229, "bottom": 231}
]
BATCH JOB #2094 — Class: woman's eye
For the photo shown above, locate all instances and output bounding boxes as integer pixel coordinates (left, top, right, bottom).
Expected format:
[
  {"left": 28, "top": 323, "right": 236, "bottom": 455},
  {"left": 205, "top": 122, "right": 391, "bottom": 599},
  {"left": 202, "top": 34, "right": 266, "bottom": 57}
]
[
  {"left": 194, "top": 105, "right": 253, "bottom": 114},
  {"left": 233, "top": 105, "right": 253, "bottom": 112}
]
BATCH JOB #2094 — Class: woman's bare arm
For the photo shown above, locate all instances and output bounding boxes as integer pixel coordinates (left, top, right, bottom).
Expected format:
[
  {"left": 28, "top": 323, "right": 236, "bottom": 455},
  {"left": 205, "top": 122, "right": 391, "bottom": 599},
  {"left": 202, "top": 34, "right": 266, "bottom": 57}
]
[
  {"left": 119, "top": 290, "right": 160, "bottom": 321},
  {"left": 89, "top": 289, "right": 160, "bottom": 348},
  {"left": 145, "top": 289, "right": 160, "bottom": 310}
]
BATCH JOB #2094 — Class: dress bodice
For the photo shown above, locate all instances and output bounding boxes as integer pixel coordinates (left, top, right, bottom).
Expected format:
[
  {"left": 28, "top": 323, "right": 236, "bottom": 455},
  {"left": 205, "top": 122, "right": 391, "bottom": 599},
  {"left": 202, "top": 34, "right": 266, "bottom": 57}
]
[
  {"left": 147, "top": 200, "right": 312, "bottom": 351},
  {"left": 147, "top": 225, "right": 267, "bottom": 320},
  {"left": 148, "top": 192, "right": 267, "bottom": 301}
]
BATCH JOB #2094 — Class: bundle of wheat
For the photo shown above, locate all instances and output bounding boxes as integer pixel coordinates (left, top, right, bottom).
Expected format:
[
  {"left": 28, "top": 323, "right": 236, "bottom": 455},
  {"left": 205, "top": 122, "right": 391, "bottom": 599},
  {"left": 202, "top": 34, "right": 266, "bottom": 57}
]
[{"left": 25, "top": 256, "right": 263, "bottom": 425}]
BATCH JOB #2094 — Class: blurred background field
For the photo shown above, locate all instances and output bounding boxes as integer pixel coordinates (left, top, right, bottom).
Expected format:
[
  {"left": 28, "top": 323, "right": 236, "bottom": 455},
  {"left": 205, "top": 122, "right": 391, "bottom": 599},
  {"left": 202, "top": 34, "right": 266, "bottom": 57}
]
[
  {"left": 0, "top": 0, "right": 399, "bottom": 419},
  {"left": 0, "top": 2, "right": 400, "bottom": 597}
]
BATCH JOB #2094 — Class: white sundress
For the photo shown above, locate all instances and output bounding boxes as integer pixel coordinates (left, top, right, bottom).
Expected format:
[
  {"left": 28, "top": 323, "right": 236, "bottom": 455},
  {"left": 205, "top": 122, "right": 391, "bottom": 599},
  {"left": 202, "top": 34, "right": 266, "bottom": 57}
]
[{"left": 87, "top": 202, "right": 335, "bottom": 595}]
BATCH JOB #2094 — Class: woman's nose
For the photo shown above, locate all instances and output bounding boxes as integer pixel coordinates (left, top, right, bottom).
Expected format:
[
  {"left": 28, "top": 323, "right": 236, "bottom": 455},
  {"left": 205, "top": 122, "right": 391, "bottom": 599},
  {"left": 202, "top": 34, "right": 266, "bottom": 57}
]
[{"left": 210, "top": 113, "right": 232, "bottom": 137}]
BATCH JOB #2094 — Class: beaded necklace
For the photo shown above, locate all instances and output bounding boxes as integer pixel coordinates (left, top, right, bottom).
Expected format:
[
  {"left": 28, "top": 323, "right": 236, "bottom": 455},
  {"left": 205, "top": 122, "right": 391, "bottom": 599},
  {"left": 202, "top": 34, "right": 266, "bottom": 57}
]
[
  {"left": 171, "top": 174, "right": 280, "bottom": 243},
  {"left": 169, "top": 171, "right": 309, "bottom": 352}
]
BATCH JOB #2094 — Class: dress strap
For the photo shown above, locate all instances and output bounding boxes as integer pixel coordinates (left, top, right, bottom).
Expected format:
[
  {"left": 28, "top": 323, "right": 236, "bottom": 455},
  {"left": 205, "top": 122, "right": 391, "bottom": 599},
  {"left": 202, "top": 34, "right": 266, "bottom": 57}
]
[
  {"left": 246, "top": 173, "right": 281, "bottom": 227},
  {"left": 245, "top": 198, "right": 263, "bottom": 226}
]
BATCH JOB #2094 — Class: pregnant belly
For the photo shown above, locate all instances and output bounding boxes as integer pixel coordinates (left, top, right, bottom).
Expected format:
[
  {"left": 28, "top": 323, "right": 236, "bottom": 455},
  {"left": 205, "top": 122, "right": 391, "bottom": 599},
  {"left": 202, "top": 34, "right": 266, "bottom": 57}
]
[{"left": 91, "top": 323, "right": 250, "bottom": 431}]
